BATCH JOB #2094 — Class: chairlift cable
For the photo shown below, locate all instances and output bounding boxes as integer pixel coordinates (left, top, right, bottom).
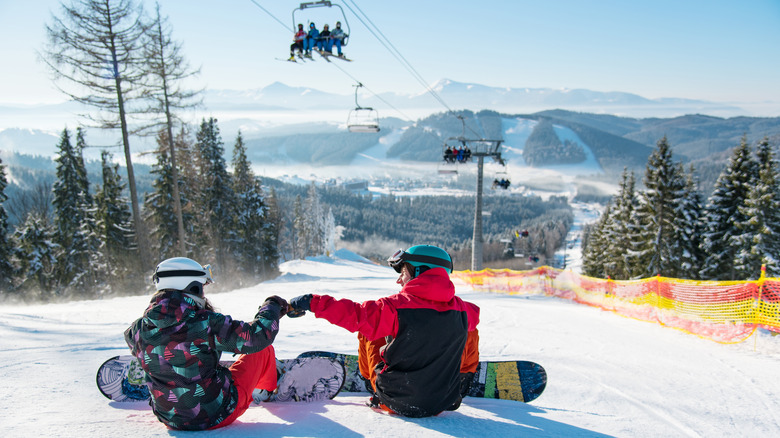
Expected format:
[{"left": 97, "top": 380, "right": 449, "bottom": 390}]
[
  {"left": 245, "top": 1, "right": 453, "bottom": 145},
  {"left": 340, "top": 1, "right": 492, "bottom": 145},
  {"left": 247, "top": 0, "right": 291, "bottom": 32},
  {"left": 342, "top": 0, "right": 454, "bottom": 113},
  {"left": 324, "top": 60, "right": 415, "bottom": 122}
]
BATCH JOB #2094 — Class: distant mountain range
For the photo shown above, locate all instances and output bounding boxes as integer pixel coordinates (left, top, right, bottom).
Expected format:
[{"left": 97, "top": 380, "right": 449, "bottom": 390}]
[
  {"left": 1, "top": 79, "right": 779, "bottom": 199},
  {"left": 202, "top": 79, "right": 748, "bottom": 118}
]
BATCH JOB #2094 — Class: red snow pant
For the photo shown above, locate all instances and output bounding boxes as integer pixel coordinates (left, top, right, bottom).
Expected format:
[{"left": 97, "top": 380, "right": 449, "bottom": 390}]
[{"left": 208, "top": 345, "right": 277, "bottom": 430}]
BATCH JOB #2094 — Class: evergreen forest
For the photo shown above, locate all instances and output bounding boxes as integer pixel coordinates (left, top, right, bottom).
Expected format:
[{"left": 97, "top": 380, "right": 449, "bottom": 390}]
[{"left": 582, "top": 135, "right": 780, "bottom": 281}]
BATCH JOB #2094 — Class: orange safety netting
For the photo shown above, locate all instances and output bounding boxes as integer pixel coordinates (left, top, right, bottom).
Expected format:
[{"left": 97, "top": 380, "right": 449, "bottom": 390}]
[{"left": 453, "top": 266, "right": 780, "bottom": 343}]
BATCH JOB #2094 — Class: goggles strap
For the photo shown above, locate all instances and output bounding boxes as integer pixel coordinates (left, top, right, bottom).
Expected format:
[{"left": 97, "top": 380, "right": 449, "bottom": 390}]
[
  {"left": 400, "top": 253, "right": 453, "bottom": 271},
  {"left": 155, "top": 269, "right": 209, "bottom": 278}
]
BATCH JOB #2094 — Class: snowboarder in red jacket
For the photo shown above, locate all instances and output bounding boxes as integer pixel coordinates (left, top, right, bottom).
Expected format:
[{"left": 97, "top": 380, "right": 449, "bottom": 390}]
[
  {"left": 289, "top": 245, "right": 480, "bottom": 417},
  {"left": 289, "top": 23, "right": 306, "bottom": 60}
]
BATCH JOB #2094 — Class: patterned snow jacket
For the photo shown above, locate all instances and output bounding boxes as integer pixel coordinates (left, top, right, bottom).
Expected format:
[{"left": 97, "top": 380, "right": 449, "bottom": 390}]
[
  {"left": 309, "top": 267, "right": 480, "bottom": 417},
  {"left": 124, "top": 290, "right": 281, "bottom": 430}
]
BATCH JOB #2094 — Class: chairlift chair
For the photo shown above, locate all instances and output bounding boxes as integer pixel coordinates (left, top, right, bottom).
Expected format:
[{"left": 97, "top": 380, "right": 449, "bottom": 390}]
[
  {"left": 437, "top": 166, "right": 458, "bottom": 175},
  {"left": 347, "top": 83, "right": 380, "bottom": 133},
  {"left": 293, "top": 1, "right": 350, "bottom": 46}
]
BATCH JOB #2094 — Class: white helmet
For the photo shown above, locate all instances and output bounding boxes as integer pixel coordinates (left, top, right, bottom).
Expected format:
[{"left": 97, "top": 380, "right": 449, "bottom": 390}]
[{"left": 152, "top": 257, "right": 214, "bottom": 295}]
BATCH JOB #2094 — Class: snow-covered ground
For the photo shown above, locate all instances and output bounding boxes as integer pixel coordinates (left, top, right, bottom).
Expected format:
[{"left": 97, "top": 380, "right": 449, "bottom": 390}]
[{"left": 1, "top": 249, "right": 779, "bottom": 437}]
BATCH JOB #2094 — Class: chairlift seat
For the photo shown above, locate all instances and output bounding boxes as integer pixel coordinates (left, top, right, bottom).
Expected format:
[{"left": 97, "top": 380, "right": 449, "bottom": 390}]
[{"left": 347, "top": 107, "right": 380, "bottom": 133}]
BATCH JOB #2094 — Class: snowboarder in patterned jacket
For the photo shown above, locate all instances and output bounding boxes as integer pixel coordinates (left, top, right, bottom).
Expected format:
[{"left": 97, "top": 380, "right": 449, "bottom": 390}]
[
  {"left": 125, "top": 257, "right": 289, "bottom": 431},
  {"left": 289, "top": 245, "right": 480, "bottom": 417}
]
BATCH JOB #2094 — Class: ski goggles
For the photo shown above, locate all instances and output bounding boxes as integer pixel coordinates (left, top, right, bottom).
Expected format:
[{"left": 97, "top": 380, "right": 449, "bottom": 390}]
[
  {"left": 386, "top": 249, "right": 453, "bottom": 273},
  {"left": 203, "top": 264, "right": 214, "bottom": 285},
  {"left": 387, "top": 249, "right": 407, "bottom": 273}
]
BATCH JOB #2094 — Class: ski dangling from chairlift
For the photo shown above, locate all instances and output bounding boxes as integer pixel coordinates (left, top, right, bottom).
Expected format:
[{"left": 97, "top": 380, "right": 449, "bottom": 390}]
[{"left": 347, "top": 83, "right": 380, "bottom": 133}]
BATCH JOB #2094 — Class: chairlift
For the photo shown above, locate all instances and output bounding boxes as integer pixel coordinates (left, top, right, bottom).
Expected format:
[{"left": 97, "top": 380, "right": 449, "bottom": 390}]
[
  {"left": 491, "top": 177, "right": 511, "bottom": 190},
  {"left": 292, "top": 1, "right": 350, "bottom": 46},
  {"left": 437, "top": 164, "right": 458, "bottom": 175},
  {"left": 347, "top": 83, "right": 380, "bottom": 133},
  {"left": 442, "top": 139, "right": 471, "bottom": 164}
]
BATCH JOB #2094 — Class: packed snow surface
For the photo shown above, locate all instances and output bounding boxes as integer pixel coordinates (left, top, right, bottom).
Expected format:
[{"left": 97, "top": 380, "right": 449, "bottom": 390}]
[{"left": 1, "top": 251, "right": 779, "bottom": 437}]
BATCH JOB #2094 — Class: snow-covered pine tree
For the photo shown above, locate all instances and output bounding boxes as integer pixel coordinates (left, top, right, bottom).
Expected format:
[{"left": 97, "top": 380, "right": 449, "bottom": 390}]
[
  {"left": 230, "top": 131, "right": 278, "bottom": 281},
  {"left": 95, "top": 151, "right": 134, "bottom": 284},
  {"left": 603, "top": 169, "right": 640, "bottom": 279},
  {"left": 74, "top": 128, "right": 103, "bottom": 292},
  {"left": 263, "top": 187, "right": 282, "bottom": 273},
  {"left": 734, "top": 137, "right": 780, "bottom": 278},
  {"left": 0, "top": 157, "right": 14, "bottom": 292},
  {"left": 145, "top": 132, "right": 191, "bottom": 260},
  {"left": 52, "top": 128, "right": 99, "bottom": 294},
  {"left": 73, "top": 128, "right": 93, "bottom": 207},
  {"left": 304, "top": 182, "right": 325, "bottom": 257},
  {"left": 194, "top": 118, "right": 236, "bottom": 271},
  {"left": 633, "top": 136, "right": 687, "bottom": 278},
  {"left": 673, "top": 165, "right": 705, "bottom": 279},
  {"left": 700, "top": 136, "right": 758, "bottom": 280},
  {"left": 171, "top": 126, "right": 200, "bottom": 243},
  {"left": 581, "top": 202, "right": 612, "bottom": 278},
  {"left": 13, "top": 214, "right": 58, "bottom": 299},
  {"left": 293, "top": 195, "right": 305, "bottom": 260},
  {"left": 322, "top": 207, "right": 340, "bottom": 257}
]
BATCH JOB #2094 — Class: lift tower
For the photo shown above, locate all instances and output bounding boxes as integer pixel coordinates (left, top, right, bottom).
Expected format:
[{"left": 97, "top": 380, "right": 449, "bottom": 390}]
[{"left": 445, "top": 134, "right": 504, "bottom": 271}]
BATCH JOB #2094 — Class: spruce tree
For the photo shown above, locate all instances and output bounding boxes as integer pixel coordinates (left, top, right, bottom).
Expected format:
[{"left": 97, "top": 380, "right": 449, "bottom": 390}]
[
  {"left": 581, "top": 202, "right": 612, "bottom": 278},
  {"left": 74, "top": 128, "right": 93, "bottom": 207},
  {"left": 673, "top": 166, "right": 705, "bottom": 279},
  {"left": 230, "top": 131, "right": 277, "bottom": 280},
  {"left": 73, "top": 127, "right": 103, "bottom": 291},
  {"left": 171, "top": 126, "right": 200, "bottom": 245},
  {"left": 700, "top": 136, "right": 758, "bottom": 280},
  {"left": 304, "top": 182, "right": 325, "bottom": 257},
  {"left": 52, "top": 128, "right": 98, "bottom": 293},
  {"left": 292, "top": 195, "right": 305, "bottom": 260},
  {"left": 633, "top": 136, "right": 686, "bottom": 277},
  {"left": 194, "top": 118, "right": 235, "bottom": 269},
  {"left": 603, "top": 169, "right": 639, "bottom": 279},
  {"left": 95, "top": 150, "right": 133, "bottom": 280},
  {"left": 14, "top": 214, "right": 58, "bottom": 299},
  {"left": 145, "top": 133, "right": 190, "bottom": 259},
  {"left": 0, "top": 157, "right": 14, "bottom": 292},
  {"left": 734, "top": 138, "right": 780, "bottom": 278},
  {"left": 322, "top": 207, "right": 339, "bottom": 257},
  {"left": 265, "top": 187, "right": 283, "bottom": 265}
]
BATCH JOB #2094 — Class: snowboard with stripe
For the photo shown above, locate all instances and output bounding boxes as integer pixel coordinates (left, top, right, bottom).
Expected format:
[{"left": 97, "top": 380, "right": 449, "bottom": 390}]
[
  {"left": 298, "top": 351, "right": 547, "bottom": 403},
  {"left": 96, "top": 354, "right": 345, "bottom": 403}
]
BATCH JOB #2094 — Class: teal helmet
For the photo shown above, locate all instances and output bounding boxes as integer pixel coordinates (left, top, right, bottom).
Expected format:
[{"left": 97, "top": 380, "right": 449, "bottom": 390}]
[{"left": 387, "top": 244, "right": 453, "bottom": 277}]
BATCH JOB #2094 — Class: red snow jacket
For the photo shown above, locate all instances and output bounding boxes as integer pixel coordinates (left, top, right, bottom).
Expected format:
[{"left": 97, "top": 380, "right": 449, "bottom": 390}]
[{"left": 309, "top": 267, "right": 480, "bottom": 417}]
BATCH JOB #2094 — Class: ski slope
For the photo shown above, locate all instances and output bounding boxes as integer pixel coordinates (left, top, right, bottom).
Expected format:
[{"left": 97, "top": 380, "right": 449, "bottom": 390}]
[{"left": 1, "top": 250, "right": 779, "bottom": 437}]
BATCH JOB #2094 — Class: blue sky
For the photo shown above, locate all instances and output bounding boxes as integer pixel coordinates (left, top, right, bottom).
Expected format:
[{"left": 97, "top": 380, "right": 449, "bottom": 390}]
[{"left": 2, "top": 0, "right": 779, "bottom": 114}]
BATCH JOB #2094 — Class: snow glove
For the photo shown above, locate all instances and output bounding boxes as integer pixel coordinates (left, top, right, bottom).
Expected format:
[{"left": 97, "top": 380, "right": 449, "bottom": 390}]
[
  {"left": 257, "top": 295, "right": 289, "bottom": 321},
  {"left": 287, "top": 294, "right": 313, "bottom": 318}
]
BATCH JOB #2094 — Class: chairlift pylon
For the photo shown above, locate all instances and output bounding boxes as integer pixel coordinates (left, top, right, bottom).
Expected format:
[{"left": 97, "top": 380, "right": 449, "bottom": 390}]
[{"left": 347, "top": 83, "right": 379, "bottom": 133}]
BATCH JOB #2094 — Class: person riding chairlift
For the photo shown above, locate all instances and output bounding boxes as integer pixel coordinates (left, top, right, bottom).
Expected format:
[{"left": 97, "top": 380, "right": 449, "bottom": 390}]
[
  {"left": 289, "top": 23, "right": 306, "bottom": 60},
  {"left": 304, "top": 22, "right": 319, "bottom": 56}
]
